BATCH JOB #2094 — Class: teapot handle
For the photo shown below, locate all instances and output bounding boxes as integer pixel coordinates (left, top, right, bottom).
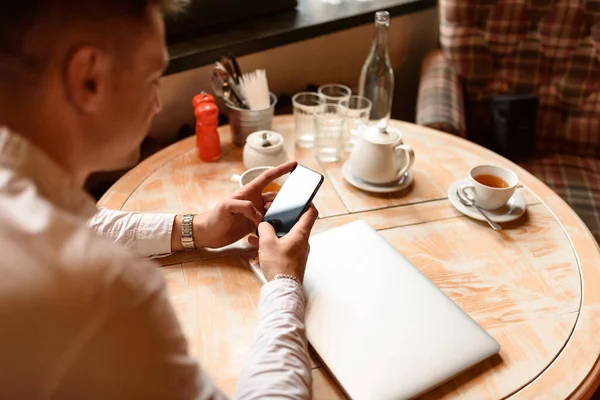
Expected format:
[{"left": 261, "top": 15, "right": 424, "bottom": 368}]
[{"left": 394, "top": 144, "right": 415, "bottom": 180}]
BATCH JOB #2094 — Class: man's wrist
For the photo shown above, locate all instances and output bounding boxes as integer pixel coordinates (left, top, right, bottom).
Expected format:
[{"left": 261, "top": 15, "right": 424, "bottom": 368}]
[
  {"left": 191, "top": 213, "right": 208, "bottom": 249},
  {"left": 264, "top": 268, "right": 304, "bottom": 283},
  {"left": 272, "top": 274, "right": 302, "bottom": 285}
]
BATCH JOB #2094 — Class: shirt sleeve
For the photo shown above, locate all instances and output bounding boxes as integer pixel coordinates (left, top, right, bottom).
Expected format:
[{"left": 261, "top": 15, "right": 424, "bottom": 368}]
[
  {"left": 88, "top": 208, "right": 175, "bottom": 258},
  {"left": 235, "top": 279, "right": 312, "bottom": 400}
]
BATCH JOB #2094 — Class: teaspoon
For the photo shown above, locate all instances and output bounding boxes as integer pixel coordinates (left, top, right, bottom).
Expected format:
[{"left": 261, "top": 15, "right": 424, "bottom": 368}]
[{"left": 457, "top": 187, "right": 502, "bottom": 230}]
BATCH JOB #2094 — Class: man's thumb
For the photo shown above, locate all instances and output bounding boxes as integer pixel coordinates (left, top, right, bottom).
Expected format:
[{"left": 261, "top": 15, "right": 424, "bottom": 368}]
[{"left": 258, "top": 221, "right": 277, "bottom": 241}]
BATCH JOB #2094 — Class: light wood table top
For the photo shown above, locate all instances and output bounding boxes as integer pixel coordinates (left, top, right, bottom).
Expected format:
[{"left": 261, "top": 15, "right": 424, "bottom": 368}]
[{"left": 99, "top": 115, "right": 600, "bottom": 400}]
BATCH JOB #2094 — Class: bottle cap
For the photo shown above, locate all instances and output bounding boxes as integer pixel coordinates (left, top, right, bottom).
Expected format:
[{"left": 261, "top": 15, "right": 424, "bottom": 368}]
[
  {"left": 375, "top": 10, "right": 390, "bottom": 24},
  {"left": 192, "top": 92, "right": 216, "bottom": 108},
  {"left": 194, "top": 102, "right": 219, "bottom": 124}
]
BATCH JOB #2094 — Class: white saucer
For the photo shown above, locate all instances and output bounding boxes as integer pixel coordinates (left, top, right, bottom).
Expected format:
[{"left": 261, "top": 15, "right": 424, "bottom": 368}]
[
  {"left": 448, "top": 178, "right": 526, "bottom": 223},
  {"left": 342, "top": 162, "right": 414, "bottom": 194}
]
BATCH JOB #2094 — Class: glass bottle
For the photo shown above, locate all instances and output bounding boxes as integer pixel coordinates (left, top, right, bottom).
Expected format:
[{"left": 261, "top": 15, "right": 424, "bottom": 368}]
[{"left": 358, "top": 11, "right": 395, "bottom": 124}]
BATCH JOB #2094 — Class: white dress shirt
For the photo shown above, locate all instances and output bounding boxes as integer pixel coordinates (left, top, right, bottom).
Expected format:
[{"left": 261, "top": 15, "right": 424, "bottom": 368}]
[{"left": 0, "top": 127, "right": 311, "bottom": 400}]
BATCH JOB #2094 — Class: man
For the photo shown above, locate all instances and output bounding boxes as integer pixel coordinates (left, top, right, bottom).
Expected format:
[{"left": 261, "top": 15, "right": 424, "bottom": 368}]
[{"left": 0, "top": 1, "right": 317, "bottom": 399}]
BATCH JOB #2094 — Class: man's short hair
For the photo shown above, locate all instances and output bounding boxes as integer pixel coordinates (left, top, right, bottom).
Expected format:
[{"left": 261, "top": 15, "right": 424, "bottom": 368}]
[{"left": 0, "top": 0, "right": 186, "bottom": 86}]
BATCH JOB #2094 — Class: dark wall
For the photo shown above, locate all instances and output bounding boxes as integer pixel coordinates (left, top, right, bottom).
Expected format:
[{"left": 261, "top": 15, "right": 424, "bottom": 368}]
[{"left": 165, "top": 0, "right": 298, "bottom": 42}]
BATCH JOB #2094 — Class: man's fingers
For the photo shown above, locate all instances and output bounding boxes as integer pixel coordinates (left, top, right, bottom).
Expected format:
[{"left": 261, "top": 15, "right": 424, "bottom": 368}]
[
  {"left": 261, "top": 192, "right": 277, "bottom": 204},
  {"left": 224, "top": 199, "right": 262, "bottom": 225},
  {"left": 248, "top": 161, "right": 297, "bottom": 191},
  {"left": 289, "top": 204, "right": 319, "bottom": 237},
  {"left": 261, "top": 193, "right": 277, "bottom": 213},
  {"left": 257, "top": 221, "right": 278, "bottom": 243},
  {"left": 247, "top": 235, "right": 259, "bottom": 247}
]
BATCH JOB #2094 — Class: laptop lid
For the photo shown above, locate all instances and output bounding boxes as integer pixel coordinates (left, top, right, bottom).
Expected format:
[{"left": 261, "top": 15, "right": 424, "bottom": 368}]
[{"left": 303, "top": 220, "right": 500, "bottom": 399}]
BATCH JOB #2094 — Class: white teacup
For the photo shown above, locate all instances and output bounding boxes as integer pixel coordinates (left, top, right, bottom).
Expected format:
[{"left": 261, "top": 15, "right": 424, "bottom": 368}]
[
  {"left": 463, "top": 165, "right": 518, "bottom": 210},
  {"left": 231, "top": 166, "right": 287, "bottom": 190}
]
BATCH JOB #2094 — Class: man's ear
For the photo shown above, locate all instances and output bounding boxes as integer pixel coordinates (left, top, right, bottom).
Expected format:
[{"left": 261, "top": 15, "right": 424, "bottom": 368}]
[{"left": 64, "top": 46, "right": 108, "bottom": 113}]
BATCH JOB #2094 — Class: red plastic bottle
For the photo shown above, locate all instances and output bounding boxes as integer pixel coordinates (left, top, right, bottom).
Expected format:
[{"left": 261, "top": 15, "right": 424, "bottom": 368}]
[{"left": 193, "top": 94, "right": 221, "bottom": 162}]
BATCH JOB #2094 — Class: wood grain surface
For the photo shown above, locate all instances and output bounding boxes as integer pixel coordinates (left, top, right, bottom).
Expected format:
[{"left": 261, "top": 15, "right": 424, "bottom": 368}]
[{"left": 99, "top": 116, "right": 600, "bottom": 399}]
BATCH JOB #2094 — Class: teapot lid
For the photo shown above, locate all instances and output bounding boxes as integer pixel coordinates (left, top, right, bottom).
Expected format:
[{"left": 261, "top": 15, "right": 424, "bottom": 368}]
[
  {"left": 363, "top": 121, "right": 401, "bottom": 144},
  {"left": 246, "top": 130, "right": 284, "bottom": 151}
]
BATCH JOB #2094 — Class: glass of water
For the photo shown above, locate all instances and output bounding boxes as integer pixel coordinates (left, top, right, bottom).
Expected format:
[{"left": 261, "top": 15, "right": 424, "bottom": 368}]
[
  {"left": 340, "top": 95, "right": 372, "bottom": 151},
  {"left": 318, "top": 83, "right": 352, "bottom": 104},
  {"left": 313, "top": 104, "right": 345, "bottom": 162},
  {"left": 293, "top": 92, "right": 325, "bottom": 148}
]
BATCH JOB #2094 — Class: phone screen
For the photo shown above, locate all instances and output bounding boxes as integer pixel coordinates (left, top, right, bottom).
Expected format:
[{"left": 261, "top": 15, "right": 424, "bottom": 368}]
[{"left": 261, "top": 165, "right": 324, "bottom": 237}]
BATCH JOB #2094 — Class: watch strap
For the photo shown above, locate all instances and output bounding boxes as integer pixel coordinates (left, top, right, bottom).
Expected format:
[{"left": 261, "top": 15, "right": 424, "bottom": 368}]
[{"left": 181, "top": 214, "right": 196, "bottom": 251}]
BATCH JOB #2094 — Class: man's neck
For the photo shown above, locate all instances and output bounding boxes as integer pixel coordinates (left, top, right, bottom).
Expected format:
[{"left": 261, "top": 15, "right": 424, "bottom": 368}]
[{"left": 0, "top": 103, "right": 89, "bottom": 187}]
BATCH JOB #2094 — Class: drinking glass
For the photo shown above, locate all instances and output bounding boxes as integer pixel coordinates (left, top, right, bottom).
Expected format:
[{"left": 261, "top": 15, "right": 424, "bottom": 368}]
[
  {"left": 293, "top": 92, "right": 325, "bottom": 148},
  {"left": 318, "top": 83, "right": 352, "bottom": 104},
  {"left": 340, "top": 95, "right": 372, "bottom": 151},
  {"left": 313, "top": 104, "right": 345, "bottom": 162}
]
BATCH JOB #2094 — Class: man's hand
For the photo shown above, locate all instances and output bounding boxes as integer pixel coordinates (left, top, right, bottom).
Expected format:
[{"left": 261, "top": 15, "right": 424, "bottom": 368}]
[
  {"left": 248, "top": 204, "right": 319, "bottom": 282},
  {"left": 171, "top": 161, "right": 298, "bottom": 251}
]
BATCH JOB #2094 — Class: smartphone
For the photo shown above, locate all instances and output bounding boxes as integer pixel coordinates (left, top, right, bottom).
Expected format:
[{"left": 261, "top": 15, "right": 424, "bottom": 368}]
[{"left": 260, "top": 164, "right": 324, "bottom": 238}]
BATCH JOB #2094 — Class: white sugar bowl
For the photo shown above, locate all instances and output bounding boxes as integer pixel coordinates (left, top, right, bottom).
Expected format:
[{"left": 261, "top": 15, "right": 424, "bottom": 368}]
[{"left": 243, "top": 130, "right": 288, "bottom": 169}]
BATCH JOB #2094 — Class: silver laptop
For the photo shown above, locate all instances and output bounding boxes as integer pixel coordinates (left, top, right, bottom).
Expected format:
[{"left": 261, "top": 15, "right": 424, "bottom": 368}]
[{"left": 303, "top": 220, "right": 500, "bottom": 400}]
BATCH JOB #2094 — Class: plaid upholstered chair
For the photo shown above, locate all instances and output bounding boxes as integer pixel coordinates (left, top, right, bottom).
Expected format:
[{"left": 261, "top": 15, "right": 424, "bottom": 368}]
[{"left": 416, "top": 0, "right": 600, "bottom": 243}]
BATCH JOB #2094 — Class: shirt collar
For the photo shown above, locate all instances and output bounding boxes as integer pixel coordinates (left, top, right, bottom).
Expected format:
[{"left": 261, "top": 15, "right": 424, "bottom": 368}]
[{"left": 0, "top": 126, "right": 97, "bottom": 218}]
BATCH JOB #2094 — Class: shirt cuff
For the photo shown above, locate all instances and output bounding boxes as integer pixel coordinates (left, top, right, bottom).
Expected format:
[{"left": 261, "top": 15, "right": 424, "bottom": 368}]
[
  {"left": 258, "top": 279, "right": 306, "bottom": 320},
  {"left": 136, "top": 213, "right": 176, "bottom": 258}
]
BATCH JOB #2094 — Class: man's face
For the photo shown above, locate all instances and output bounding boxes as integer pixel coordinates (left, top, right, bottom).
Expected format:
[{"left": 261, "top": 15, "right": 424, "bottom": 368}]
[{"left": 93, "top": 5, "right": 167, "bottom": 170}]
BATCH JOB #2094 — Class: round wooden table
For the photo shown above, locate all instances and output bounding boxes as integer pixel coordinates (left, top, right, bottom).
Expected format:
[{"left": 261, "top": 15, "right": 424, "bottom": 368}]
[{"left": 99, "top": 115, "right": 600, "bottom": 399}]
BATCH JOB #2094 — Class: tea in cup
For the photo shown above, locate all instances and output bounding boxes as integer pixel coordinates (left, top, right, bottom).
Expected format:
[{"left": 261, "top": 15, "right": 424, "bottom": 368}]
[
  {"left": 231, "top": 166, "right": 286, "bottom": 193},
  {"left": 464, "top": 165, "right": 518, "bottom": 210}
]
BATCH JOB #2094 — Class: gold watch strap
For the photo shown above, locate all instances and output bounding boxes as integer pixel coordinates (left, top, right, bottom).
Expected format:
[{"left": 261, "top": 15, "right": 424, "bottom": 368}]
[{"left": 181, "top": 214, "right": 195, "bottom": 251}]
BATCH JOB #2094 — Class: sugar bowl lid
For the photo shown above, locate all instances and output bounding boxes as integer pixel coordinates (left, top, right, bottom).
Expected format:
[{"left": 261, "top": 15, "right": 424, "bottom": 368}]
[{"left": 246, "top": 130, "right": 284, "bottom": 152}]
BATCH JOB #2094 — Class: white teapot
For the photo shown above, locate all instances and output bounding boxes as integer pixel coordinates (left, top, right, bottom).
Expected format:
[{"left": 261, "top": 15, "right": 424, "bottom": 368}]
[
  {"left": 243, "top": 130, "right": 288, "bottom": 169},
  {"left": 349, "top": 122, "right": 415, "bottom": 184}
]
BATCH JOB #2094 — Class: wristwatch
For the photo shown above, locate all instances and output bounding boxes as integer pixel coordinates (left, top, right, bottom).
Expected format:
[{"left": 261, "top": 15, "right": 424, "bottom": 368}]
[{"left": 181, "top": 214, "right": 196, "bottom": 251}]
